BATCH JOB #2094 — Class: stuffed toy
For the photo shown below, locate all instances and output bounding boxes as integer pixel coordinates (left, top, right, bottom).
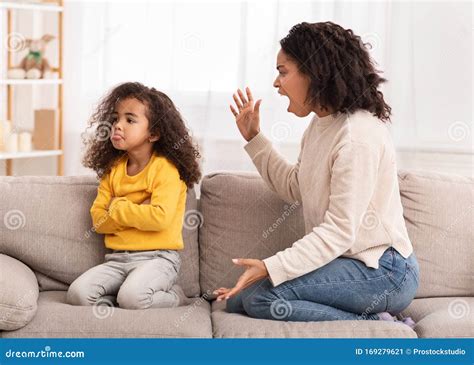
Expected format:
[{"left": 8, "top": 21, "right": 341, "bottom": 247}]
[{"left": 7, "top": 34, "right": 55, "bottom": 79}]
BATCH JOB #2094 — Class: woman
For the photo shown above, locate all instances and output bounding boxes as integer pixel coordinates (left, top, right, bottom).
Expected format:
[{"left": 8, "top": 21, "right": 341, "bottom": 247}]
[{"left": 213, "top": 22, "right": 419, "bottom": 326}]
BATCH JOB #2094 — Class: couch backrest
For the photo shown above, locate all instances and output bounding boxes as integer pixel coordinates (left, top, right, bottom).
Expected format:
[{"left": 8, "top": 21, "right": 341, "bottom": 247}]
[
  {"left": 198, "top": 170, "right": 473, "bottom": 299},
  {"left": 398, "top": 170, "right": 473, "bottom": 298},
  {"left": 198, "top": 172, "right": 305, "bottom": 295},
  {"left": 0, "top": 176, "right": 200, "bottom": 298}
]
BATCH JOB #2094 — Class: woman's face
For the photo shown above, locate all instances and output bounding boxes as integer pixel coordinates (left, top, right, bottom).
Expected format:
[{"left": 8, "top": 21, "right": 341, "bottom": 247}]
[{"left": 273, "top": 49, "right": 313, "bottom": 117}]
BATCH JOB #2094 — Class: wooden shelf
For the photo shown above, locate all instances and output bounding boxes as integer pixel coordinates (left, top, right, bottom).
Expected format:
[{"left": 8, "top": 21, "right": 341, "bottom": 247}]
[
  {"left": 0, "top": 149, "right": 63, "bottom": 160},
  {"left": 0, "top": 2, "right": 63, "bottom": 12},
  {"left": 0, "top": 79, "right": 63, "bottom": 85}
]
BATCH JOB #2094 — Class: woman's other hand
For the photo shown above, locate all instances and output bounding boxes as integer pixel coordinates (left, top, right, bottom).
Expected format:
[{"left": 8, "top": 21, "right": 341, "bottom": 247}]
[{"left": 213, "top": 258, "right": 268, "bottom": 301}]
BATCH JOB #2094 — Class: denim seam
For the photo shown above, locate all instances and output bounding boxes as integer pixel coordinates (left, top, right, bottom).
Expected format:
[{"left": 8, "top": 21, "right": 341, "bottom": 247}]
[
  {"left": 273, "top": 273, "right": 393, "bottom": 296},
  {"left": 385, "top": 264, "right": 416, "bottom": 313},
  {"left": 289, "top": 306, "right": 341, "bottom": 320},
  {"left": 386, "top": 263, "right": 410, "bottom": 296}
]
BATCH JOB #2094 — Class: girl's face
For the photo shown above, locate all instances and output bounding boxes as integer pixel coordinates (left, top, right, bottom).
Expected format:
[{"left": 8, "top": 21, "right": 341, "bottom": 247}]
[
  {"left": 273, "top": 49, "right": 313, "bottom": 117},
  {"left": 110, "top": 97, "right": 157, "bottom": 151}
]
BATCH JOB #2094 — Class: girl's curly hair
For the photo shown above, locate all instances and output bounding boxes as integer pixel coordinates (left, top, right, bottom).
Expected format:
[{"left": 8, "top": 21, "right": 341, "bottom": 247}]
[
  {"left": 82, "top": 82, "right": 201, "bottom": 188},
  {"left": 280, "top": 21, "right": 392, "bottom": 122}
]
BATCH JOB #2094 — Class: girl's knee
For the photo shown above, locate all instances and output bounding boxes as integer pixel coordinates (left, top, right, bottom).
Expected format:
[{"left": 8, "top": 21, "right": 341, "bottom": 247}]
[
  {"left": 66, "top": 280, "right": 95, "bottom": 306},
  {"left": 117, "top": 280, "right": 165, "bottom": 309},
  {"left": 116, "top": 285, "right": 147, "bottom": 309}
]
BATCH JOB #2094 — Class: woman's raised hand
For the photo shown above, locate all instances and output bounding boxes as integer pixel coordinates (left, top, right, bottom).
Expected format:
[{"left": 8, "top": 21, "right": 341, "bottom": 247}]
[{"left": 230, "top": 87, "right": 262, "bottom": 142}]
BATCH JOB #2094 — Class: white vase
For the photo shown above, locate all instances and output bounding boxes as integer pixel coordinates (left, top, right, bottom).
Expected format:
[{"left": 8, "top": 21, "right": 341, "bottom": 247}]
[
  {"left": 6, "top": 133, "right": 18, "bottom": 153},
  {"left": 19, "top": 132, "right": 33, "bottom": 152}
]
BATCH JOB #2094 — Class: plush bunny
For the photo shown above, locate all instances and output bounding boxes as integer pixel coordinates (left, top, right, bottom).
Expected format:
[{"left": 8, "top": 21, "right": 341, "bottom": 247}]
[{"left": 7, "top": 34, "right": 55, "bottom": 79}]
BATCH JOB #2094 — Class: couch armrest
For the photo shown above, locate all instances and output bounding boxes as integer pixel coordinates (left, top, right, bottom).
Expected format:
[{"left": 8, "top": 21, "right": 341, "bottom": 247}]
[{"left": 0, "top": 254, "right": 39, "bottom": 331}]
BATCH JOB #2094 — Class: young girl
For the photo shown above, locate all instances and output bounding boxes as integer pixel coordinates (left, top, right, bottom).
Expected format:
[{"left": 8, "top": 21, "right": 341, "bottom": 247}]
[{"left": 67, "top": 82, "right": 201, "bottom": 309}]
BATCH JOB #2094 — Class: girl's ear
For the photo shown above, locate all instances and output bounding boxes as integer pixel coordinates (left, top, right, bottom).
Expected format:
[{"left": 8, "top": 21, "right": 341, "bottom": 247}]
[{"left": 149, "top": 134, "right": 159, "bottom": 143}]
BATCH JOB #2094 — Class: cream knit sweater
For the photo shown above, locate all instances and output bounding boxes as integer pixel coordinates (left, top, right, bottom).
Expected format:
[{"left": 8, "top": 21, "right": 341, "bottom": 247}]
[{"left": 244, "top": 110, "right": 413, "bottom": 287}]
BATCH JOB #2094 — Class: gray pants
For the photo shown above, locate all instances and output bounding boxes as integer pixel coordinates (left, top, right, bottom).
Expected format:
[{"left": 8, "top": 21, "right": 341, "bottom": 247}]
[{"left": 67, "top": 249, "right": 181, "bottom": 309}]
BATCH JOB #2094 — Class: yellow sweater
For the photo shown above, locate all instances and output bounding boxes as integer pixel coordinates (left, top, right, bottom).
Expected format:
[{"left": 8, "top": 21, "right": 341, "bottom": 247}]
[{"left": 90, "top": 153, "right": 187, "bottom": 251}]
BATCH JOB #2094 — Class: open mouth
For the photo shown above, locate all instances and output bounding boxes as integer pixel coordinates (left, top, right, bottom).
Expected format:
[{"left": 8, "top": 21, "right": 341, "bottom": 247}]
[{"left": 282, "top": 94, "right": 291, "bottom": 110}]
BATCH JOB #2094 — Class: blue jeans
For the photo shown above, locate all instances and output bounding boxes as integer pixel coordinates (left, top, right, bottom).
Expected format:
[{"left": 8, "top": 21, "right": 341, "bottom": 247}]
[{"left": 226, "top": 247, "right": 419, "bottom": 321}]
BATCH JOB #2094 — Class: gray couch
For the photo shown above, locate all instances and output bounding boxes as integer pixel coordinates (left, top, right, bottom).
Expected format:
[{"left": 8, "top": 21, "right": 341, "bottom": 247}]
[{"left": 1, "top": 170, "right": 472, "bottom": 338}]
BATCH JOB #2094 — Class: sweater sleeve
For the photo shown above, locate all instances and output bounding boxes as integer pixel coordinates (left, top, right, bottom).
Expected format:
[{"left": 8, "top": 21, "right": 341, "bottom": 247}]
[
  {"left": 262, "top": 141, "right": 381, "bottom": 286},
  {"left": 107, "top": 164, "right": 184, "bottom": 232},
  {"left": 90, "top": 175, "right": 126, "bottom": 234},
  {"left": 244, "top": 130, "right": 307, "bottom": 204}
]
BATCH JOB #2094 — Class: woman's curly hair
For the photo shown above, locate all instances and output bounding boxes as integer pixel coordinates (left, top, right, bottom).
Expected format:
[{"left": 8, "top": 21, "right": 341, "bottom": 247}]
[
  {"left": 280, "top": 21, "right": 391, "bottom": 122},
  {"left": 82, "top": 82, "right": 201, "bottom": 188}
]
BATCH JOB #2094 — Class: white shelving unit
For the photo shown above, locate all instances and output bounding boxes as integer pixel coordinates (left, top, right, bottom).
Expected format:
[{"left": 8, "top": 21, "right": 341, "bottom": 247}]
[
  {"left": 0, "top": 78, "right": 63, "bottom": 85},
  {"left": 0, "top": 0, "right": 64, "bottom": 175},
  {"left": 0, "top": 1, "right": 63, "bottom": 12},
  {"left": 0, "top": 149, "right": 62, "bottom": 160}
]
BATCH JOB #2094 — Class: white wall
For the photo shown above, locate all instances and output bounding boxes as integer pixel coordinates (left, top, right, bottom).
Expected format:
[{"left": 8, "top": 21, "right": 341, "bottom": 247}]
[{"left": 2, "top": 0, "right": 472, "bottom": 178}]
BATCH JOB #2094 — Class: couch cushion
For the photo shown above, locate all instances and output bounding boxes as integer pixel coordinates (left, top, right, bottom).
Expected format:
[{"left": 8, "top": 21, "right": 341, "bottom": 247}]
[
  {"left": 211, "top": 300, "right": 416, "bottom": 338},
  {"left": 398, "top": 170, "right": 474, "bottom": 298},
  {"left": 199, "top": 172, "right": 305, "bottom": 295},
  {"left": 2, "top": 291, "right": 212, "bottom": 338},
  {"left": 0, "top": 175, "right": 200, "bottom": 297},
  {"left": 399, "top": 297, "right": 474, "bottom": 338},
  {"left": 34, "top": 271, "right": 69, "bottom": 292},
  {"left": 0, "top": 254, "right": 39, "bottom": 331}
]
